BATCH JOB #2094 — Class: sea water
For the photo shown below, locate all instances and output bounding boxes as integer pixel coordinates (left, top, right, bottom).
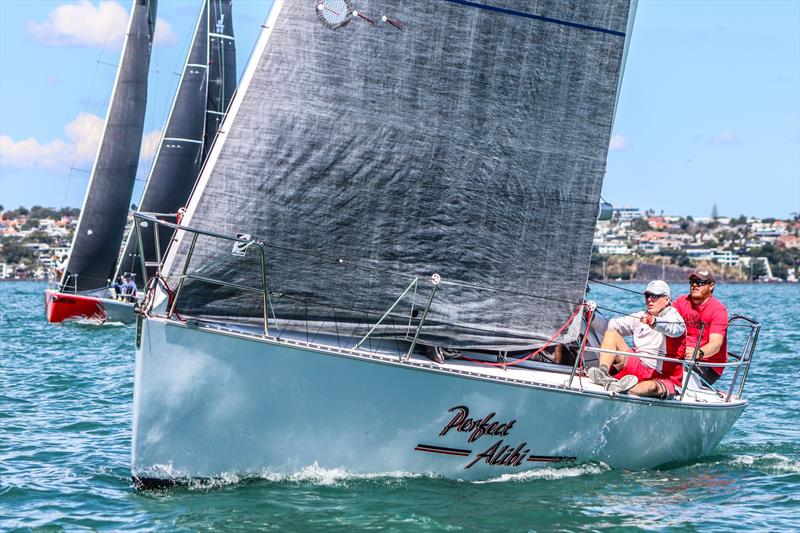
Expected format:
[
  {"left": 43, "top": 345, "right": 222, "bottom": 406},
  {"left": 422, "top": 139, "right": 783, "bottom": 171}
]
[{"left": 1, "top": 281, "right": 798, "bottom": 531}]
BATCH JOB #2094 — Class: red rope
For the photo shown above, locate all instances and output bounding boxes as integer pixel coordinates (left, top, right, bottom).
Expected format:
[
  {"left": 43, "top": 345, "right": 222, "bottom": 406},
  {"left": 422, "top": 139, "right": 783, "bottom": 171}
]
[
  {"left": 142, "top": 274, "right": 184, "bottom": 322},
  {"left": 457, "top": 304, "right": 587, "bottom": 368}
]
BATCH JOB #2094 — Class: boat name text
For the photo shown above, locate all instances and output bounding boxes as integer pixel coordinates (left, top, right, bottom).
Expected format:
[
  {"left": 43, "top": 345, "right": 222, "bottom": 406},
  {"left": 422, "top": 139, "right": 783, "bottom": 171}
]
[{"left": 438, "top": 405, "right": 516, "bottom": 443}]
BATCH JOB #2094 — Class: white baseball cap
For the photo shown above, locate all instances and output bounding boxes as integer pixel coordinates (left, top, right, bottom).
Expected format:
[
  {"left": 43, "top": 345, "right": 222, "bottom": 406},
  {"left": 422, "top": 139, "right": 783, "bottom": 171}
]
[{"left": 645, "top": 280, "right": 671, "bottom": 298}]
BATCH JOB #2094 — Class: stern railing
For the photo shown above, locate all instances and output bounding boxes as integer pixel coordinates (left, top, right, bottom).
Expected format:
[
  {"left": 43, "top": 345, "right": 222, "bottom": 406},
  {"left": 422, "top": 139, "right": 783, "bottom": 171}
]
[{"left": 580, "top": 313, "right": 760, "bottom": 403}]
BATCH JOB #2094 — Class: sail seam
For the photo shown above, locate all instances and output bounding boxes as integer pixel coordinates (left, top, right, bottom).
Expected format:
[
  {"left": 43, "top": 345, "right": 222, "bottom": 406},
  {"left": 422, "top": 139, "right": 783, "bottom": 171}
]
[
  {"left": 209, "top": 32, "right": 234, "bottom": 40},
  {"left": 442, "top": 0, "right": 626, "bottom": 37}
]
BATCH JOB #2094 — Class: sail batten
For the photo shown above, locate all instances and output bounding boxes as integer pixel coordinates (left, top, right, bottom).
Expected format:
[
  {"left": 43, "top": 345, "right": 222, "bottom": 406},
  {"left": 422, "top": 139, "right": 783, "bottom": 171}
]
[{"left": 165, "top": 0, "right": 634, "bottom": 350}]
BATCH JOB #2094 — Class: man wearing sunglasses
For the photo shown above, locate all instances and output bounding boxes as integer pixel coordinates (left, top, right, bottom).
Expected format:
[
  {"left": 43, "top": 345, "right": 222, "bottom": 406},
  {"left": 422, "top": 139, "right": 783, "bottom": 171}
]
[
  {"left": 589, "top": 280, "right": 687, "bottom": 398},
  {"left": 673, "top": 268, "right": 728, "bottom": 385}
]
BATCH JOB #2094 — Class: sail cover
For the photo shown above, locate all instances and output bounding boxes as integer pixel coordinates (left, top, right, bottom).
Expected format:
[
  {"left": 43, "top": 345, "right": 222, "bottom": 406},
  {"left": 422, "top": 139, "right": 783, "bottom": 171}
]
[
  {"left": 117, "top": 0, "right": 236, "bottom": 282},
  {"left": 168, "top": 0, "right": 634, "bottom": 350},
  {"left": 60, "top": 0, "right": 157, "bottom": 293}
]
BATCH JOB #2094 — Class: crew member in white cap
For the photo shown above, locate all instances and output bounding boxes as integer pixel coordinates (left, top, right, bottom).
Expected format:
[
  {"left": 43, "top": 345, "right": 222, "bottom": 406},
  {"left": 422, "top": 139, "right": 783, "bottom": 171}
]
[{"left": 589, "top": 280, "right": 687, "bottom": 398}]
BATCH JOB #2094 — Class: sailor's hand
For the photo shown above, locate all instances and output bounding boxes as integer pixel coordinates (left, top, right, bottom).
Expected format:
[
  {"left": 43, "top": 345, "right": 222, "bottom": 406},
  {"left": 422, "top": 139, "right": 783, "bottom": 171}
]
[{"left": 640, "top": 313, "right": 656, "bottom": 327}]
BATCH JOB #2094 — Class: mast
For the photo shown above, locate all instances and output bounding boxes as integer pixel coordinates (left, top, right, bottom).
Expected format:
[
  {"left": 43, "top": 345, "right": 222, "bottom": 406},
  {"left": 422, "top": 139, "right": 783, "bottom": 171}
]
[
  {"left": 162, "top": 0, "right": 634, "bottom": 350},
  {"left": 60, "top": 0, "right": 157, "bottom": 293},
  {"left": 115, "top": 0, "right": 236, "bottom": 283}
]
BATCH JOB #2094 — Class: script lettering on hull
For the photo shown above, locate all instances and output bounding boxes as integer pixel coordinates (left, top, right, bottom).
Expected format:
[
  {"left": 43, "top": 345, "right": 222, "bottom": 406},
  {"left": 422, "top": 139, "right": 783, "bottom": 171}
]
[{"left": 415, "top": 405, "right": 575, "bottom": 469}]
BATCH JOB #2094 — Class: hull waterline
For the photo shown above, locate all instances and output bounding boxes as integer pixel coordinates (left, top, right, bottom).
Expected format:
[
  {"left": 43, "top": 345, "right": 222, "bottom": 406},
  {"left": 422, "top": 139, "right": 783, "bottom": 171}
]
[{"left": 132, "top": 317, "right": 746, "bottom": 484}]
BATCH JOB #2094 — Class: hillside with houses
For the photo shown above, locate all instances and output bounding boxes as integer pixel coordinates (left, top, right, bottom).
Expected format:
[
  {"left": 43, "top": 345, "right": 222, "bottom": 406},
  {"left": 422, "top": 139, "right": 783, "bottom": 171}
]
[
  {"left": 0, "top": 206, "right": 79, "bottom": 280},
  {"left": 1, "top": 205, "right": 799, "bottom": 282},
  {"left": 593, "top": 207, "right": 800, "bottom": 282}
]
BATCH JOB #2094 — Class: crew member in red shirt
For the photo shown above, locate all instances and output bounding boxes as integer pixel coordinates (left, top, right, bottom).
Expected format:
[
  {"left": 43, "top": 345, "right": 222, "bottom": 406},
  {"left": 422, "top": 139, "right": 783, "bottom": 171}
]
[{"left": 673, "top": 268, "right": 728, "bottom": 385}]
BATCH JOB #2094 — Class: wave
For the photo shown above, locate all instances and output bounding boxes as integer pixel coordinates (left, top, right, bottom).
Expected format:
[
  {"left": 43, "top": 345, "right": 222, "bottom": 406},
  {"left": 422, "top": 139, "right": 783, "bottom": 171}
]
[
  {"left": 694, "top": 452, "right": 800, "bottom": 474},
  {"left": 135, "top": 462, "right": 435, "bottom": 491},
  {"left": 135, "top": 461, "right": 613, "bottom": 491},
  {"left": 476, "top": 462, "right": 610, "bottom": 483},
  {"left": 70, "top": 318, "right": 127, "bottom": 327}
]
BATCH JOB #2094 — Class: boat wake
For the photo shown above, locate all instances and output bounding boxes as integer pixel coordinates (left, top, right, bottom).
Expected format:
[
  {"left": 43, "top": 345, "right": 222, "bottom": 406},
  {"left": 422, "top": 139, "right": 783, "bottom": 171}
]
[
  {"left": 476, "top": 462, "right": 610, "bottom": 483},
  {"left": 711, "top": 453, "right": 800, "bottom": 474},
  {"left": 136, "top": 461, "right": 614, "bottom": 491},
  {"left": 71, "top": 318, "right": 126, "bottom": 327},
  {"left": 136, "top": 462, "right": 434, "bottom": 490}
]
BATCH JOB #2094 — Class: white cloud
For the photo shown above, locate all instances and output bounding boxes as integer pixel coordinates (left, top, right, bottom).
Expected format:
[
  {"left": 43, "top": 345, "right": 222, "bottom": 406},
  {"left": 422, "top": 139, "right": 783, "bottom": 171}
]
[
  {"left": 65, "top": 112, "right": 105, "bottom": 165},
  {"left": 27, "top": 1, "right": 177, "bottom": 48},
  {"left": 0, "top": 135, "right": 71, "bottom": 170},
  {"left": 609, "top": 134, "right": 630, "bottom": 151},
  {"left": 153, "top": 16, "right": 178, "bottom": 46},
  {"left": 1, "top": 113, "right": 162, "bottom": 172},
  {"left": 710, "top": 130, "right": 740, "bottom": 145},
  {"left": 139, "top": 129, "right": 162, "bottom": 162}
]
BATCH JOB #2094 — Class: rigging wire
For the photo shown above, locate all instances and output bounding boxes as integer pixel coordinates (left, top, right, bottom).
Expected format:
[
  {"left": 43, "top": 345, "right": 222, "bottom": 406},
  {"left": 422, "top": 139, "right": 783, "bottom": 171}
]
[{"left": 588, "top": 279, "right": 643, "bottom": 295}]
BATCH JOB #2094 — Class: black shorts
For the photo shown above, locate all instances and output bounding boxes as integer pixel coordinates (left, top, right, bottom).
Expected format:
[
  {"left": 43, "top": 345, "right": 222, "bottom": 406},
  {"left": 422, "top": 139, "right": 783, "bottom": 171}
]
[{"left": 695, "top": 365, "right": 721, "bottom": 386}]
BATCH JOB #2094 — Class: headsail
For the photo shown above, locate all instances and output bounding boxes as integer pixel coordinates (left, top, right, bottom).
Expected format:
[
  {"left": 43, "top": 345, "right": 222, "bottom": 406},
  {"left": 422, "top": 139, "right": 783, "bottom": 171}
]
[
  {"left": 116, "top": 0, "right": 236, "bottom": 282},
  {"left": 60, "top": 0, "right": 157, "bottom": 293},
  {"left": 166, "top": 0, "right": 635, "bottom": 350}
]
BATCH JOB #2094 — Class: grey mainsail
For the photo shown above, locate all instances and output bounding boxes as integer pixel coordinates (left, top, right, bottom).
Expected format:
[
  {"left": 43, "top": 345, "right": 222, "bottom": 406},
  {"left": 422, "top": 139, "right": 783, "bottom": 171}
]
[
  {"left": 116, "top": 0, "right": 236, "bottom": 283},
  {"left": 60, "top": 0, "right": 157, "bottom": 293},
  {"left": 167, "top": 0, "right": 634, "bottom": 350}
]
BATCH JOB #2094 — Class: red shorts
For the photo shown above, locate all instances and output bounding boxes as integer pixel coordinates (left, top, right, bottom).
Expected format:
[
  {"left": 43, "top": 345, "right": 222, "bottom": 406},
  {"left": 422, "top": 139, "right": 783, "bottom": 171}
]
[{"left": 615, "top": 355, "right": 677, "bottom": 396}]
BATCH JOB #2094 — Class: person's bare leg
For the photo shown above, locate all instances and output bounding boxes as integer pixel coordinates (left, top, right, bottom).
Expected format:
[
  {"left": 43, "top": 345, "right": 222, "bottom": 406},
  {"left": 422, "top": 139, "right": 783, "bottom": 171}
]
[
  {"left": 599, "top": 329, "right": 631, "bottom": 370},
  {"left": 629, "top": 380, "right": 664, "bottom": 398},
  {"left": 552, "top": 344, "right": 564, "bottom": 364}
]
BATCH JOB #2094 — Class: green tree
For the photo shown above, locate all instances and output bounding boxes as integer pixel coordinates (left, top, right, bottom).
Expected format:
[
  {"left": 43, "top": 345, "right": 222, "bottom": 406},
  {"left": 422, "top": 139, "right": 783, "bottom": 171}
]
[
  {"left": 29, "top": 206, "right": 59, "bottom": 220},
  {"left": 21, "top": 218, "right": 40, "bottom": 231},
  {"left": 632, "top": 218, "right": 651, "bottom": 232},
  {"left": 0, "top": 238, "right": 36, "bottom": 265},
  {"left": 22, "top": 231, "right": 57, "bottom": 245},
  {"left": 58, "top": 207, "right": 80, "bottom": 218}
]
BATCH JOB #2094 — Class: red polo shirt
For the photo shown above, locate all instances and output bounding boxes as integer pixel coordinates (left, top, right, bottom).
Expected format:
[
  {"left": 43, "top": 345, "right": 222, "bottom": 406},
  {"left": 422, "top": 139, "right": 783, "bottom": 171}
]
[{"left": 673, "top": 294, "right": 729, "bottom": 376}]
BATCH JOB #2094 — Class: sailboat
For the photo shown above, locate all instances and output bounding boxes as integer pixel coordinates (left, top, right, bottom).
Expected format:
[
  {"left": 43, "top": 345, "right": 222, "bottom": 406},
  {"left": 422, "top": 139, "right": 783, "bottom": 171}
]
[
  {"left": 44, "top": 0, "right": 158, "bottom": 323},
  {"left": 130, "top": 0, "right": 760, "bottom": 486},
  {"left": 45, "top": 0, "right": 237, "bottom": 324}
]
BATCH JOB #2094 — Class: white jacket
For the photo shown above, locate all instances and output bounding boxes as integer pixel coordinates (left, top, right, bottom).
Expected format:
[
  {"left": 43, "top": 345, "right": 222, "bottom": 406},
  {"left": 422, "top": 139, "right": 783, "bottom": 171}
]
[{"left": 608, "top": 306, "right": 686, "bottom": 371}]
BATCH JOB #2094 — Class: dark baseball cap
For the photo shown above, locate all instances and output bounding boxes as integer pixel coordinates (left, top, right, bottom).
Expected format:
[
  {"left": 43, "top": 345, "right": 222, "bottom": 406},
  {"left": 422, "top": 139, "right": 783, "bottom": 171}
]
[{"left": 688, "top": 268, "right": 715, "bottom": 282}]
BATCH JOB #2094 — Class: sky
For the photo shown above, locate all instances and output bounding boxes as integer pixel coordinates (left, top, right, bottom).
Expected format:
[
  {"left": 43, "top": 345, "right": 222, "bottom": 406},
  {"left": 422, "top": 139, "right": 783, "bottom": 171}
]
[{"left": 0, "top": 0, "right": 798, "bottom": 219}]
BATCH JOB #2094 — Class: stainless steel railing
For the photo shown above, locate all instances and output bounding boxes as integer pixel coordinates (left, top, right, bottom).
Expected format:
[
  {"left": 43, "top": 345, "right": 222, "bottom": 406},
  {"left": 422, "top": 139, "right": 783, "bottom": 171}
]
[
  {"left": 578, "top": 313, "right": 760, "bottom": 403},
  {"left": 133, "top": 212, "right": 759, "bottom": 403},
  {"left": 133, "top": 212, "right": 271, "bottom": 336}
]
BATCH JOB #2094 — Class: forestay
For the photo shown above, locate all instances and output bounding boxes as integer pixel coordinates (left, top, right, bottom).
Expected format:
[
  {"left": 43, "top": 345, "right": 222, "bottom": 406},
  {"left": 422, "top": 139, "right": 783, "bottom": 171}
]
[
  {"left": 116, "top": 0, "right": 236, "bottom": 282},
  {"left": 60, "top": 0, "right": 157, "bottom": 293},
  {"left": 167, "top": 0, "right": 634, "bottom": 350}
]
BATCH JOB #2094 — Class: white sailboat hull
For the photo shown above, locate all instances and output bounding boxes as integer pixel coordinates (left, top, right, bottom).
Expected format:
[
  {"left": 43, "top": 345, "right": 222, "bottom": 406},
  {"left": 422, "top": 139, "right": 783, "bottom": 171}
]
[{"left": 132, "top": 317, "right": 745, "bottom": 484}]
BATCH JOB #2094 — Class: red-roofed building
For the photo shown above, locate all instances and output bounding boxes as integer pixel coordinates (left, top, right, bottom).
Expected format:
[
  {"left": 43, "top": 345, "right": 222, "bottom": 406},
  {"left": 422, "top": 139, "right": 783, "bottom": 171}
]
[
  {"left": 647, "top": 217, "right": 668, "bottom": 230},
  {"left": 776, "top": 235, "right": 800, "bottom": 249}
]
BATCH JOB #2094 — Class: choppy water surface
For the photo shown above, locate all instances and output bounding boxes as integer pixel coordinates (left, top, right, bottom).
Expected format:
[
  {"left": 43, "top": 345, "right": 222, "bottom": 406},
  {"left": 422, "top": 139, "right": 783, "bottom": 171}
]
[{"left": 2, "top": 281, "right": 798, "bottom": 531}]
